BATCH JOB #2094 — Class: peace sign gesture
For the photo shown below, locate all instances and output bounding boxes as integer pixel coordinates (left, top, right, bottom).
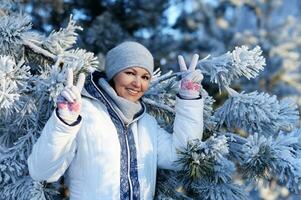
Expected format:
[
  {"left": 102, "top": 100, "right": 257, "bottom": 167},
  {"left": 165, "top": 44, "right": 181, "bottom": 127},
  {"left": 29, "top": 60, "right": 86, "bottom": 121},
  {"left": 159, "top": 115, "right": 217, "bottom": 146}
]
[
  {"left": 178, "top": 54, "right": 203, "bottom": 99},
  {"left": 57, "top": 69, "right": 86, "bottom": 125}
]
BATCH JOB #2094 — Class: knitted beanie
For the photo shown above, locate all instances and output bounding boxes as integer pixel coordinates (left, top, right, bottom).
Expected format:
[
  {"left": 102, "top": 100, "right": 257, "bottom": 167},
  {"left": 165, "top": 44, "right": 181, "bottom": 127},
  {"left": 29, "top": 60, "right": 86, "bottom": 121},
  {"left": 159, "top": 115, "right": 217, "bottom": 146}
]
[{"left": 105, "top": 41, "right": 154, "bottom": 80}]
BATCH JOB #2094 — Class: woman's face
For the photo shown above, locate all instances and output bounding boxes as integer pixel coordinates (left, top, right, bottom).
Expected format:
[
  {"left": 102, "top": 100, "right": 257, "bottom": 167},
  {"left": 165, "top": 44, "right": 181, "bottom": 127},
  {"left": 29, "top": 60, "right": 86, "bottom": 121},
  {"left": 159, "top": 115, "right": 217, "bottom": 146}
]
[{"left": 113, "top": 67, "right": 151, "bottom": 102}]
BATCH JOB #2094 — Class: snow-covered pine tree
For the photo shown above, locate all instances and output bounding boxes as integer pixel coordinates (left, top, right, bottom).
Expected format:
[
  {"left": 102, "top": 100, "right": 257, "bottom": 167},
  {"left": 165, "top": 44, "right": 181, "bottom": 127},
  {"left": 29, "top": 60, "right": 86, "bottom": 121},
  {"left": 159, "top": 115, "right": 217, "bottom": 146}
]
[
  {"left": 1, "top": 1, "right": 300, "bottom": 200},
  {"left": 0, "top": 3, "right": 98, "bottom": 199},
  {"left": 146, "top": 46, "right": 301, "bottom": 199}
]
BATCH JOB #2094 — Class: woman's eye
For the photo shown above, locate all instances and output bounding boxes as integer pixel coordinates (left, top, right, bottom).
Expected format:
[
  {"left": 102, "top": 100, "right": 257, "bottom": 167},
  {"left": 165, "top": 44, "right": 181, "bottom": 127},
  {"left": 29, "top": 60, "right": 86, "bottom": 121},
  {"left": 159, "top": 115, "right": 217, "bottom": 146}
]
[
  {"left": 125, "top": 71, "right": 134, "bottom": 75},
  {"left": 142, "top": 76, "right": 150, "bottom": 80}
]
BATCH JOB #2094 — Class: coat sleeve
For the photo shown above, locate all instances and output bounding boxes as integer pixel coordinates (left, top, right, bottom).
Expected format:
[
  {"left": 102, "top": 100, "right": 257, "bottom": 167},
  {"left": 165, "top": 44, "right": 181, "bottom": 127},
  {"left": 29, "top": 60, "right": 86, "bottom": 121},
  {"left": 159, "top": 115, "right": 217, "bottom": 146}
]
[
  {"left": 27, "top": 111, "right": 82, "bottom": 182},
  {"left": 157, "top": 96, "right": 203, "bottom": 170}
]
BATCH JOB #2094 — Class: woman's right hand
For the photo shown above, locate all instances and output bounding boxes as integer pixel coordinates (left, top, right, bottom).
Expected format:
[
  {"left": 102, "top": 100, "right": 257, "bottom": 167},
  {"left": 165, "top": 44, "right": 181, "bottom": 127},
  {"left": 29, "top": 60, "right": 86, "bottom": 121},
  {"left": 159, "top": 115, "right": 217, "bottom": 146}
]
[{"left": 57, "top": 69, "right": 86, "bottom": 125}]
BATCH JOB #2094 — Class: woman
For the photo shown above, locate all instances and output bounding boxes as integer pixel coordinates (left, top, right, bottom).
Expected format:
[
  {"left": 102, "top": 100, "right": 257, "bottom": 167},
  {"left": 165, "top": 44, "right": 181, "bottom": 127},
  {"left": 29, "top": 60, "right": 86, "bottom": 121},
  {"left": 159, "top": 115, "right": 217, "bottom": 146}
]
[{"left": 28, "top": 41, "right": 204, "bottom": 200}]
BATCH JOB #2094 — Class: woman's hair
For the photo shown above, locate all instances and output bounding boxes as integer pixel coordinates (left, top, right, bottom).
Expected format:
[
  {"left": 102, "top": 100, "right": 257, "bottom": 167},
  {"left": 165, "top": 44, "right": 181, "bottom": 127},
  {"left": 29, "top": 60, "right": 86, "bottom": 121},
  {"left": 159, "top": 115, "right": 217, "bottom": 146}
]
[{"left": 108, "top": 79, "right": 115, "bottom": 89}]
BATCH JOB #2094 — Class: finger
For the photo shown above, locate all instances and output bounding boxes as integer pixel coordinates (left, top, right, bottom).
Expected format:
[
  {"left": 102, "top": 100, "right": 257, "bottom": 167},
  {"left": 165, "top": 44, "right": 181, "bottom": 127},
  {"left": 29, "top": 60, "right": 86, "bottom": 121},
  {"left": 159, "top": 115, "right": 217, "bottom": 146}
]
[
  {"left": 64, "top": 87, "right": 77, "bottom": 100},
  {"left": 61, "top": 89, "right": 74, "bottom": 103},
  {"left": 76, "top": 73, "right": 86, "bottom": 92},
  {"left": 66, "top": 68, "right": 73, "bottom": 87},
  {"left": 189, "top": 54, "right": 199, "bottom": 70},
  {"left": 57, "top": 94, "right": 67, "bottom": 103},
  {"left": 178, "top": 55, "right": 187, "bottom": 71},
  {"left": 70, "top": 86, "right": 81, "bottom": 100},
  {"left": 192, "top": 70, "right": 204, "bottom": 82}
]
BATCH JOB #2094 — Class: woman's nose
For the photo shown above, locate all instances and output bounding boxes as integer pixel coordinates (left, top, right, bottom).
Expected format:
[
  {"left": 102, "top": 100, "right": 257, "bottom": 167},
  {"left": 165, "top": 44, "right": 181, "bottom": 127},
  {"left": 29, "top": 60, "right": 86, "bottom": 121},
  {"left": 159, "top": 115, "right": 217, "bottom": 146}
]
[{"left": 132, "top": 77, "right": 141, "bottom": 88}]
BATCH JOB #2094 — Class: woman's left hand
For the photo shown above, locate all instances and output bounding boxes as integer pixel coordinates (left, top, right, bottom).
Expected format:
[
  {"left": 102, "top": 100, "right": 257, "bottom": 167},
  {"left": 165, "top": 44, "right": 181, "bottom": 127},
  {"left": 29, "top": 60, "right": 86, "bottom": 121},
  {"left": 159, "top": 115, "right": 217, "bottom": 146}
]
[{"left": 178, "top": 54, "right": 203, "bottom": 99}]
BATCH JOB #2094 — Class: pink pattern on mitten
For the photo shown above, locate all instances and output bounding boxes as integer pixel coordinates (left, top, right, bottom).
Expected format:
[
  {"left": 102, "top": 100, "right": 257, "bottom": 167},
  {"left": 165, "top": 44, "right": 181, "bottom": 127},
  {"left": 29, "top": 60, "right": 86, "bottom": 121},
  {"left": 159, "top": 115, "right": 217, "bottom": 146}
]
[
  {"left": 57, "top": 102, "right": 68, "bottom": 110},
  {"left": 68, "top": 102, "right": 81, "bottom": 112},
  {"left": 181, "top": 80, "right": 201, "bottom": 91}
]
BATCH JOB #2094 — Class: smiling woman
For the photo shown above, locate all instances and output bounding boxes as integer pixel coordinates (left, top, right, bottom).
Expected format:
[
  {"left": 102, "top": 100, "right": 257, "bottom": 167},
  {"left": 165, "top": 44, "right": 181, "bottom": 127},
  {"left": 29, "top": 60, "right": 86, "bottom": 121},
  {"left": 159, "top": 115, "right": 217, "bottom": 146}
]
[{"left": 28, "top": 41, "right": 204, "bottom": 200}]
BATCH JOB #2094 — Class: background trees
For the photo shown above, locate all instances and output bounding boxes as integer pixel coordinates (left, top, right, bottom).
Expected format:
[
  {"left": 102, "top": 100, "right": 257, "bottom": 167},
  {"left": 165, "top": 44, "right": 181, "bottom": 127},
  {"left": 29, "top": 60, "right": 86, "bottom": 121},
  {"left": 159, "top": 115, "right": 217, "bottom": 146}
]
[{"left": 1, "top": 0, "right": 300, "bottom": 199}]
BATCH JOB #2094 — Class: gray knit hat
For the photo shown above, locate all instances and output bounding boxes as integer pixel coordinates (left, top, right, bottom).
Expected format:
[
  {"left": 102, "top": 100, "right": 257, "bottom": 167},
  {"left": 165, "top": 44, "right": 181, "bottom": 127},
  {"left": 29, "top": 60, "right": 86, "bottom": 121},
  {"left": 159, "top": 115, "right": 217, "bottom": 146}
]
[{"left": 105, "top": 41, "right": 154, "bottom": 80}]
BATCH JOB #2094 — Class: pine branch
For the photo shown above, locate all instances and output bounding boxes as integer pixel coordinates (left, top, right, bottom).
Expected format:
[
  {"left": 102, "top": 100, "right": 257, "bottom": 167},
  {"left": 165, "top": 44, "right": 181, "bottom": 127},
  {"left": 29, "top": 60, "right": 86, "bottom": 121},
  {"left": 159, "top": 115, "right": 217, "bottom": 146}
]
[
  {"left": 0, "top": 132, "right": 33, "bottom": 189},
  {"left": 155, "top": 169, "right": 192, "bottom": 200},
  {"left": 241, "top": 130, "right": 301, "bottom": 192},
  {"left": 198, "top": 46, "right": 266, "bottom": 91},
  {"left": 42, "top": 15, "right": 83, "bottom": 55},
  {"left": 191, "top": 178, "right": 249, "bottom": 200},
  {"left": 0, "top": 55, "right": 31, "bottom": 114},
  {"left": 142, "top": 97, "right": 175, "bottom": 114},
  {"left": 150, "top": 70, "right": 179, "bottom": 87},
  {"left": 57, "top": 48, "right": 99, "bottom": 73},
  {"left": 215, "top": 90, "right": 299, "bottom": 136},
  {"left": 1, "top": 176, "right": 59, "bottom": 200},
  {"left": 0, "top": 14, "right": 32, "bottom": 57},
  {"left": 176, "top": 135, "right": 249, "bottom": 199},
  {"left": 23, "top": 39, "right": 56, "bottom": 60},
  {"left": 224, "top": 132, "right": 248, "bottom": 163},
  {"left": 201, "top": 90, "right": 218, "bottom": 132},
  {"left": 176, "top": 135, "right": 230, "bottom": 184}
]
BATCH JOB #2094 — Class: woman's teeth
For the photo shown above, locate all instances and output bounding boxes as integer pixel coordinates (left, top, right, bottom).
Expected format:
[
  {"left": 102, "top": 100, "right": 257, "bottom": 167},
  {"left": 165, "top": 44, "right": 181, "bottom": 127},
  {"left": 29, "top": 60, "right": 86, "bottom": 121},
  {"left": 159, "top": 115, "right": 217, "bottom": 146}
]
[{"left": 127, "top": 89, "right": 139, "bottom": 94}]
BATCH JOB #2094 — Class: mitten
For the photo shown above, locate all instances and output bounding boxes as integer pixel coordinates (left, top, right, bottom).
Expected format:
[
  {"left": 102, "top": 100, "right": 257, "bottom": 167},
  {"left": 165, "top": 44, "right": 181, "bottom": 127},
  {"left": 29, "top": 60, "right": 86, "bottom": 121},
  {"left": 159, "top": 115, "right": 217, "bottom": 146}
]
[
  {"left": 178, "top": 54, "right": 203, "bottom": 99},
  {"left": 57, "top": 69, "right": 85, "bottom": 125}
]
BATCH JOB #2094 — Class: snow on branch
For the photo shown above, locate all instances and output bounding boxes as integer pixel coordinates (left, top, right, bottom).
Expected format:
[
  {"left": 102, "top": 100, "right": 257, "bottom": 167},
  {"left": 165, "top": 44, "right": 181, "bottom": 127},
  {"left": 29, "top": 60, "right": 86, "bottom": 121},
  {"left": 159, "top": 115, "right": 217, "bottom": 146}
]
[
  {"left": 198, "top": 46, "right": 265, "bottom": 91},
  {"left": 215, "top": 91, "right": 299, "bottom": 136},
  {"left": 190, "top": 178, "right": 248, "bottom": 200},
  {"left": 176, "top": 135, "right": 248, "bottom": 199},
  {"left": 142, "top": 97, "right": 175, "bottom": 114},
  {"left": 0, "top": 55, "right": 31, "bottom": 114},
  {"left": 42, "top": 15, "right": 83, "bottom": 55},
  {"left": 57, "top": 48, "right": 99, "bottom": 73},
  {"left": 1, "top": 176, "right": 58, "bottom": 200},
  {"left": 241, "top": 131, "right": 301, "bottom": 192},
  {"left": 156, "top": 170, "right": 193, "bottom": 200},
  {"left": 143, "top": 69, "right": 178, "bottom": 131},
  {"left": 34, "top": 49, "right": 99, "bottom": 103},
  {"left": 201, "top": 90, "right": 218, "bottom": 132},
  {"left": 0, "top": 14, "right": 31, "bottom": 57},
  {"left": 224, "top": 132, "right": 248, "bottom": 163},
  {"left": 278, "top": 98, "right": 300, "bottom": 131},
  {"left": 176, "top": 135, "right": 230, "bottom": 183}
]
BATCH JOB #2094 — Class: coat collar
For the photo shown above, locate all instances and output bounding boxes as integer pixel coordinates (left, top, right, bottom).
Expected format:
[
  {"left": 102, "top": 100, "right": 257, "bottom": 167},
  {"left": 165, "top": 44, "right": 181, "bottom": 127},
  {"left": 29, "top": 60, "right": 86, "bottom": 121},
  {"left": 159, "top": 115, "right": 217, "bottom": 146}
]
[{"left": 82, "top": 71, "right": 146, "bottom": 125}]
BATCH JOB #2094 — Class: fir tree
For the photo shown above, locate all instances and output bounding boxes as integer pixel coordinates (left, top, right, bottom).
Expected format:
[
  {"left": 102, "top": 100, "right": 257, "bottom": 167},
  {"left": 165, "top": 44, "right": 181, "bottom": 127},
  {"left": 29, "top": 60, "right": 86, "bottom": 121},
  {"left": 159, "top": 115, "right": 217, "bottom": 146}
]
[{"left": 1, "top": 1, "right": 301, "bottom": 200}]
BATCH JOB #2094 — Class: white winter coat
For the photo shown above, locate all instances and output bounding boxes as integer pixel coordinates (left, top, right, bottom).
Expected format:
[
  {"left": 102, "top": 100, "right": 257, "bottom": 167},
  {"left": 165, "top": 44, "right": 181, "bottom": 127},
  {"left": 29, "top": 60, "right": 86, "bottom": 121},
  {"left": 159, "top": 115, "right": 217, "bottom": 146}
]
[{"left": 28, "top": 83, "right": 203, "bottom": 200}]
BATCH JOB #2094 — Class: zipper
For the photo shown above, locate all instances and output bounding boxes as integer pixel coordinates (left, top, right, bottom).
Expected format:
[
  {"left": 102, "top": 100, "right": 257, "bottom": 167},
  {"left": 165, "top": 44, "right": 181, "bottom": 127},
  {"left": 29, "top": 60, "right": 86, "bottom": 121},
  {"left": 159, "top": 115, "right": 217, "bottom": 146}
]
[{"left": 125, "top": 126, "right": 133, "bottom": 200}]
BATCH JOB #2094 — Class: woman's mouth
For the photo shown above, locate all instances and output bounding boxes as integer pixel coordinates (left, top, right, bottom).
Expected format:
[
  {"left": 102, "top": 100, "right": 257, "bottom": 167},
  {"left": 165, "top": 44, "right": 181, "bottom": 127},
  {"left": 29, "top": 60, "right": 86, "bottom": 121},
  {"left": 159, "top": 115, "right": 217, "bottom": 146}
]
[{"left": 127, "top": 88, "right": 139, "bottom": 95}]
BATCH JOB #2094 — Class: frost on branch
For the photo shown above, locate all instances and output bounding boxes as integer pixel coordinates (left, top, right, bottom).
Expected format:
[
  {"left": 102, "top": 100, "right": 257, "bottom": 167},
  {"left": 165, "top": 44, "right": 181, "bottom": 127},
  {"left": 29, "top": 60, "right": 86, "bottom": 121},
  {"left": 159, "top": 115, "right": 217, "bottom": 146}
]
[
  {"left": 0, "top": 14, "right": 31, "bottom": 58},
  {"left": 215, "top": 91, "right": 299, "bottom": 136},
  {"left": 176, "top": 135, "right": 229, "bottom": 183},
  {"left": 42, "top": 16, "right": 83, "bottom": 55},
  {"left": 0, "top": 55, "right": 31, "bottom": 114},
  {"left": 201, "top": 90, "right": 218, "bottom": 132},
  {"left": 34, "top": 49, "right": 99, "bottom": 103},
  {"left": 143, "top": 69, "right": 178, "bottom": 132},
  {"left": 176, "top": 135, "right": 248, "bottom": 199},
  {"left": 190, "top": 178, "right": 248, "bottom": 200},
  {"left": 0, "top": 132, "right": 33, "bottom": 187},
  {"left": 57, "top": 49, "right": 99, "bottom": 74},
  {"left": 198, "top": 46, "right": 265, "bottom": 91},
  {"left": 241, "top": 131, "right": 301, "bottom": 193},
  {"left": 144, "top": 69, "right": 217, "bottom": 133},
  {"left": 1, "top": 176, "right": 59, "bottom": 200}
]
